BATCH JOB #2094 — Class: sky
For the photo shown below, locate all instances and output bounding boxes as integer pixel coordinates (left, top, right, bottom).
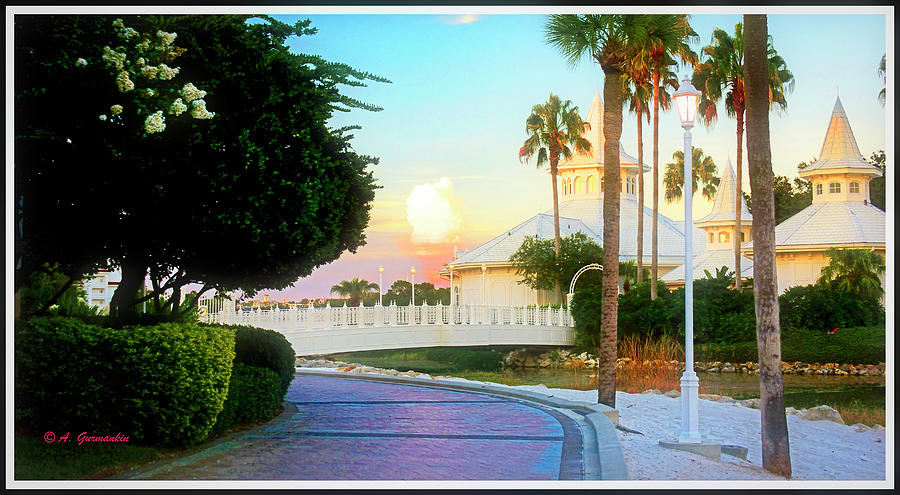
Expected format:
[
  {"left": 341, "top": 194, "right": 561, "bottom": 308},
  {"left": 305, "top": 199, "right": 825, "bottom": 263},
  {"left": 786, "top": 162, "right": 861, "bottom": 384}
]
[{"left": 233, "top": 8, "right": 891, "bottom": 301}]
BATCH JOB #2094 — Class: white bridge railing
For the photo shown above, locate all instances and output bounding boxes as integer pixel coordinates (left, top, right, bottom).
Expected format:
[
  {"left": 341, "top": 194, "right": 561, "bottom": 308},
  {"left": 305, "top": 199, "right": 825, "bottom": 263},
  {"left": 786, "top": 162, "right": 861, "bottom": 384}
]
[{"left": 200, "top": 302, "right": 574, "bottom": 331}]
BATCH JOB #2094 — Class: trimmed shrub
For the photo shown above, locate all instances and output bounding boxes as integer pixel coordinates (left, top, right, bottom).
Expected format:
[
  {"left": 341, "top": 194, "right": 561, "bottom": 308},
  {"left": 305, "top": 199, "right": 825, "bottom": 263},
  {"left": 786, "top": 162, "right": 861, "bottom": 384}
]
[
  {"left": 779, "top": 284, "right": 884, "bottom": 332},
  {"left": 570, "top": 286, "right": 604, "bottom": 351},
  {"left": 694, "top": 326, "right": 885, "bottom": 364},
  {"left": 15, "top": 316, "right": 234, "bottom": 447},
  {"left": 219, "top": 325, "right": 295, "bottom": 397},
  {"left": 210, "top": 363, "right": 283, "bottom": 436},
  {"left": 617, "top": 280, "right": 679, "bottom": 339}
]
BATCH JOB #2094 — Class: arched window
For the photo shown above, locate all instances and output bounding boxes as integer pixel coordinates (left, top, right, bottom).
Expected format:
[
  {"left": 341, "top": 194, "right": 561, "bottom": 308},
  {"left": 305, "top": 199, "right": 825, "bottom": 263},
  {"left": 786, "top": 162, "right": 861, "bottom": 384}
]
[
  {"left": 574, "top": 176, "right": 584, "bottom": 194},
  {"left": 816, "top": 183, "right": 823, "bottom": 195},
  {"left": 849, "top": 182, "right": 860, "bottom": 193},
  {"left": 829, "top": 182, "right": 841, "bottom": 194},
  {"left": 719, "top": 232, "right": 730, "bottom": 243},
  {"left": 586, "top": 175, "right": 596, "bottom": 194}
]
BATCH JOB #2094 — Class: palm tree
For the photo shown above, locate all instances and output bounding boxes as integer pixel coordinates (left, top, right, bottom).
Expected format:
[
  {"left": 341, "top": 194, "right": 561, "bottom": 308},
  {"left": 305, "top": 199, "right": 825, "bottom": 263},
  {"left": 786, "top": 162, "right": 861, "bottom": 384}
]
[
  {"left": 622, "top": 74, "right": 651, "bottom": 284},
  {"left": 693, "top": 23, "right": 794, "bottom": 292},
  {"left": 520, "top": 94, "right": 592, "bottom": 302},
  {"left": 644, "top": 14, "right": 698, "bottom": 302},
  {"left": 330, "top": 277, "right": 379, "bottom": 306},
  {"left": 818, "top": 248, "right": 886, "bottom": 299},
  {"left": 545, "top": 13, "right": 650, "bottom": 407},
  {"left": 662, "top": 146, "right": 720, "bottom": 203},
  {"left": 744, "top": 13, "right": 791, "bottom": 477},
  {"left": 878, "top": 54, "right": 886, "bottom": 106}
]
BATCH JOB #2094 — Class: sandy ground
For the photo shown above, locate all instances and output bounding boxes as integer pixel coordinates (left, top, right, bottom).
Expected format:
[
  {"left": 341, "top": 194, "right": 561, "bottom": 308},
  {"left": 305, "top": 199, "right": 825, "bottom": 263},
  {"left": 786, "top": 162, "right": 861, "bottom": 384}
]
[{"left": 303, "top": 367, "right": 887, "bottom": 481}]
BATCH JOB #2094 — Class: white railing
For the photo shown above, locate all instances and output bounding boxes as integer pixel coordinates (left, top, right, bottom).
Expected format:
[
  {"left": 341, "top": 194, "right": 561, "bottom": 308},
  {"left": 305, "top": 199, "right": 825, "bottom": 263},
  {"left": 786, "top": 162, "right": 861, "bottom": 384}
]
[{"left": 200, "top": 302, "right": 574, "bottom": 331}]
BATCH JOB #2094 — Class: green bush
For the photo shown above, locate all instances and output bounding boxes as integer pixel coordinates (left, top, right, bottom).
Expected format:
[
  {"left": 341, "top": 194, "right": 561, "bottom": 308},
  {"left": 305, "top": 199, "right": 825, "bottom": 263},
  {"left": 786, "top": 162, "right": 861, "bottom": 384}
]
[
  {"left": 617, "top": 280, "right": 678, "bottom": 338},
  {"left": 779, "top": 284, "right": 884, "bottom": 332},
  {"left": 570, "top": 286, "right": 604, "bottom": 351},
  {"left": 15, "top": 316, "right": 234, "bottom": 447},
  {"left": 669, "top": 277, "right": 756, "bottom": 344},
  {"left": 210, "top": 363, "right": 283, "bottom": 436},
  {"left": 695, "top": 326, "right": 885, "bottom": 364},
  {"left": 216, "top": 325, "right": 296, "bottom": 397}
]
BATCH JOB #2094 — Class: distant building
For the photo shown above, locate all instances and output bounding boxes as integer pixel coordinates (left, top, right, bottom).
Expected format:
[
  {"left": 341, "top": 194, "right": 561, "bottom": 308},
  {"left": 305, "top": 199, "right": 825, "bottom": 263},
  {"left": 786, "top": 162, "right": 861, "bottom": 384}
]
[{"left": 77, "top": 269, "right": 122, "bottom": 313}]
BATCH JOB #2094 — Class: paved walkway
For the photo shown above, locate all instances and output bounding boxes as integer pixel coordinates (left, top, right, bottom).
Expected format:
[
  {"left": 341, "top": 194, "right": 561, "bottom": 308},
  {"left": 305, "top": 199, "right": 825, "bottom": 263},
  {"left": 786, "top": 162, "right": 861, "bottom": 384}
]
[{"left": 123, "top": 375, "right": 588, "bottom": 480}]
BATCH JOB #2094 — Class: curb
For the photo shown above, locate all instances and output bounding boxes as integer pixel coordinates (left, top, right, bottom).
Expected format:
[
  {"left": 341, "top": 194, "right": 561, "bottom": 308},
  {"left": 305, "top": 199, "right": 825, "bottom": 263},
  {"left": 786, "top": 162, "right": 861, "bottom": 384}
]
[{"left": 295, "top": 368, "right": 628, "bottom": 480}]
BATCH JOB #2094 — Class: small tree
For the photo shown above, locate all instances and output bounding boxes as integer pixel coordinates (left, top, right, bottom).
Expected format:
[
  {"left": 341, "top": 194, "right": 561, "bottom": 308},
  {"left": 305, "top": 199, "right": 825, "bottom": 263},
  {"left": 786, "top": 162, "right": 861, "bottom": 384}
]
[
  {"left": 330, "top": 277, "right": 379, "bottom": 306},
  {"left": 509, "top": 232, "right": 604, "bottom": 298},
  {"left": 818, "top": 248, "right": 886, "bottom": 299}
]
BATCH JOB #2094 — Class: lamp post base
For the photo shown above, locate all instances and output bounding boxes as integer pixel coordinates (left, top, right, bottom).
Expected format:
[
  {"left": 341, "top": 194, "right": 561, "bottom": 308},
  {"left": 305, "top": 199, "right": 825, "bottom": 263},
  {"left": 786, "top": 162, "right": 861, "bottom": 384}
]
[{"left": 678, "top": 370, "right": 701, "bottom": 444}]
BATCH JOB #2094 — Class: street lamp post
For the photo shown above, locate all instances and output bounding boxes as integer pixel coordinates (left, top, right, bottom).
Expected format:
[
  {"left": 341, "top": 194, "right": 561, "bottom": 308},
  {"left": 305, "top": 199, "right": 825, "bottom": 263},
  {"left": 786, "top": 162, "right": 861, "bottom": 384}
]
[
  {"left": 410, "top": 266, "right": 416, "bottom": 307},
  {"left": 378, "top": 265, "right": 384, "bottom": 306},
  {"left": 673, "top": 77, "right": 702, "bottom": 444}
]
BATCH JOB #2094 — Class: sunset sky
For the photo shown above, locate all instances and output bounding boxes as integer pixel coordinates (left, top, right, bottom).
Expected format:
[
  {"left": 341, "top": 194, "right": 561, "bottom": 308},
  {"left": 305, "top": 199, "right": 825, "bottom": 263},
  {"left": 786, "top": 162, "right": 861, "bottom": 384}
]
[{"left": 254, "top": 8, "right": 889, "bottom": 301}]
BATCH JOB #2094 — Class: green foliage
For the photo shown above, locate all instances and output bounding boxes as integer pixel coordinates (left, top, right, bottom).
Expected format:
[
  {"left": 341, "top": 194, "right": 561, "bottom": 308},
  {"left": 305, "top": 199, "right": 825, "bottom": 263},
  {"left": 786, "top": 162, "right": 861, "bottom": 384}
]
[
  {"left": 520, "top": 93, "right": 592, "bottom": 170},
  {"left": 570, "top": 286, "right": 604, "bottom": 351},
  {"left": 663, "top": 146, "right": 719, "bottom": 203},
  {"left": 509, "top": 232, "right": 603, "bottom": 294},
  {"left": 14, "top": 434, "right": 161, "bottom": 480},
  {"left": 19, "top": 266, "right": 101, "bottom": 319},
  {"left": 868, "top": 150, "right": 885, "bottom": 210},
  {"left": 336, "top": 347, "right": 507, "bottom": 373},
  {"left": 743, "top": 174, "right": 812, "bottom": 224},
  {"left": 225, "top": 325, "right": 296, "bottom": 396},
  {"left": 779, "top": 283, "right": 884, "bottom": 332},
  {"left": 818, "top": 248, "right": 886, "bottom": 299},
  {"left": 210, "top": 363, "right": 282, "bottom": 436},
  {"left": 696, "top": 326, "right": 885, "bottom": 364},
  {"left": 330, "top": 277, "right": 379, "bottom": 306},
  {"left": 15, "top": 317, "right": 235, "bottom": 447},
  {"left": 381, "top": 280, "right": 450, "bottom": 306},
  {"left": 616, "top": 280, "right": 678, "bottom": 338},
  {"left": 15, "top": 15, "right": 386, "bottom": 319}
]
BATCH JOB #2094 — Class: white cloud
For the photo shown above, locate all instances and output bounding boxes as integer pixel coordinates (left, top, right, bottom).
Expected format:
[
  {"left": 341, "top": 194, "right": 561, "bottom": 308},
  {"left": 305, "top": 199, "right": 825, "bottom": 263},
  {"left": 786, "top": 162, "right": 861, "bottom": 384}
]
[
  {"left": 438, "top": 14, "right": 482, "bottom": 25},
  {"left": 405, "top": 177, "right": 462, "bottom": 244}
]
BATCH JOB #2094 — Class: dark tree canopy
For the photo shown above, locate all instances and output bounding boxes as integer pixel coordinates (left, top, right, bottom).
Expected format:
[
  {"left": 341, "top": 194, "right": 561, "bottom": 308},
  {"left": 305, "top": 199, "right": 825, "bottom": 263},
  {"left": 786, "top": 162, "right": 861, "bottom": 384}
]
[
  {"left": 15, "top": 15, "right": 387, "bottom": 321},
  {"left": 743, "top": 173, "right": 811, "bottom": 225},
  {"left": 509, "top": 232, "right": 604, "bottom": 295}
]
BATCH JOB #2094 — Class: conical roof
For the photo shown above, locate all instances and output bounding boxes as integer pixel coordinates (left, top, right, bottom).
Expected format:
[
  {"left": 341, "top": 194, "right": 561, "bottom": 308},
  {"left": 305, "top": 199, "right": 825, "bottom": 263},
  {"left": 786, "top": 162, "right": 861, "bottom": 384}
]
[
  {"left": 799, "top": 97, "right": 882, "bottom": 177},
  {"left": 558, "top": 91, "right": 649, "bottom": 172},
  {"left": 696, "top": 158, "right": 752, "bottom": 225}
]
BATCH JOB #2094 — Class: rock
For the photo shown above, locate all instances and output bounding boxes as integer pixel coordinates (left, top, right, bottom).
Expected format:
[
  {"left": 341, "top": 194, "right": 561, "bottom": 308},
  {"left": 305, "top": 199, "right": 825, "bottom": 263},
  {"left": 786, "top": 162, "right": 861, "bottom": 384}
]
[
  {"left": 698, "top": 394, "right": 721, "bottom": 401},
  {"left": 717, "top": 396, "right": 736, "bottom": 404},
  {"left": 799, "top": 405, "right": 845, "bottom": 425},
  {"left": 641, "top": 389, "right": 663, "bottom": 395},
  {"left": 707, "top": 367, "right": 720, "bottom": 373},
  {"left": 739, "top": 398, "right": 761, "bottom": 409},
  {"left": 722, "top": 366, "right": 736, "bottom": 373},
  {"left": 872, "top": 424, "right": 885, "bottom": 432},
  {"left": 664, "top": 390, "right": 681, "bottom": 398},
  {"left": 785, "top": 407, "right": 800, "bottom": 415},
  {"left": 852, "top": 423, "right": 871, "bottom": 432}
]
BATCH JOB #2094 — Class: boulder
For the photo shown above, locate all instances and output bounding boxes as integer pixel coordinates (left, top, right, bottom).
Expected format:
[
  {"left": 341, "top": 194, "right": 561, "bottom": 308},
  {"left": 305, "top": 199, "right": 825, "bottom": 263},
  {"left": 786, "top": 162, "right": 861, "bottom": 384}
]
[
  {"left": 664, "top": 390, "right": 681, "bottom": 398},
  {"left": 641, "top": 389, "right": 663, "bottom": 395},
  {"left": 852, "top": 423, "right": 871, "bottom": 432},
  {"left": 722, "top": 366, "right": 736, "bottom": 373},
  {"left": 717, "top": 396, "right": 736, "bottom": 404},
  {"left": 872, "top": 424, "right": 885, "bottom": 432},
  {"left": 799, "top": 405, "right": 845, "bottom": 425},
  {"left": 785, "top": 407, "right": 800, "bottom": 415},
  {"left": 698, "top": 394, "right": 721, "bottom": 401},
  {"left": 739, "top": 398, "right": 760, "bottom": 409}
]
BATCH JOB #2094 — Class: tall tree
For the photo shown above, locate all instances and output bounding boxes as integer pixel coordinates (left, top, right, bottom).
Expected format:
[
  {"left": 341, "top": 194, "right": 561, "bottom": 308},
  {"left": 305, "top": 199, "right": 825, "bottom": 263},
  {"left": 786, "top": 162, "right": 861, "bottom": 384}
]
[
  {"left": 520, "top": 94, "right": 592, "bottom": 302},
  {"left": 330, "top": 277, "right": 379, "bottom": 306},
  {"left": 623, "top": 67, "right": 652, "bottom": 284},
  {"left": 693, "top": 22, "right": 794, "bottom": 292},
  {"left": 15, "top": 15, "right": 387, "bottom": 325},
  {"left": 878, "top": 54, "right": 886, "bottom": 106},
  {"left": 744, "top": 13, "right": 791, "bottom": 477},
  {"left": 546, "top": 13, "right": 649, "bottom": 407},
  {"left": 818, "top": 248, "right": 886, "bottom": 300},
  {"left": 662, "top": 146, "right": 720, "bottom": 203},
  {"left": 645, "top": 14, "right": 698, "bottom": 301}
]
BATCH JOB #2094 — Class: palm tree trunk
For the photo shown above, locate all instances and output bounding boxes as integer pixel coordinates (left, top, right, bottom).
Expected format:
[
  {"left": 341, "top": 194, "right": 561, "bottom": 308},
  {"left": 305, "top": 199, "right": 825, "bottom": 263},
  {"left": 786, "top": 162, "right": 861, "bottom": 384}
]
[
  {"left": 744, "top": 13, "right": 791, "bottom": 478},
  {"left": 599, "top": 69, "right": 624, "bottom": 408},
  {"left": 636, "top": 110, "right": 645, "bottom": 283},
  {"left": 651, "top": 71, "right": 660, "bottom": 300},
  {"left": 734, "top": 101, "right": 745, "bottom": 292},
  {"left": 550, "top": 158, "right": 562, "bottom": 303}
]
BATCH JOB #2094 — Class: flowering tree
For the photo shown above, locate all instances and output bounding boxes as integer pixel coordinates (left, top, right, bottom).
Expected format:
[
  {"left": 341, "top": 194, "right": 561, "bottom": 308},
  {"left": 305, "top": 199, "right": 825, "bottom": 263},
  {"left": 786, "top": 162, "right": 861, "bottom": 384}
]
[{"left": 15, "top": 15, "right": 388, "bottom": 323}]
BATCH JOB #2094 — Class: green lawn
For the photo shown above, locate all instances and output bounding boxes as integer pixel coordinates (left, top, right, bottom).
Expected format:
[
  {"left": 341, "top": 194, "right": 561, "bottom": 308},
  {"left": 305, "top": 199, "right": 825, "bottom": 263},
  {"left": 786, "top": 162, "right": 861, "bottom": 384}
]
[{"left": 14, "top": 434, "right": 163, "bottom": 480}]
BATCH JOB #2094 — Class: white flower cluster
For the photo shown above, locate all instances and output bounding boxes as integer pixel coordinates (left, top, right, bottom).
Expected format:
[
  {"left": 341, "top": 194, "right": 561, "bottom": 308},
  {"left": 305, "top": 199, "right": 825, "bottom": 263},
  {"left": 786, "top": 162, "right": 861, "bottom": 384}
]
[
  {"left": 112, "top": 19, "right": 139, "bottom": 41},
  {"left": 75, "top": 57, "right": 88, "bottom": 67},
  {"left": 99, "top": 114, "right": 108, "bottom": 121},
  {"left": 136, "top": 57, "right": 146, "bottom": 66},
  {"left": 140, "top": 66, "right": 158, "bottom": 79},
  {"left": 141, "top": 88, "right": 156, "bottom": 98},
  {"left": 144, "top": 110, "right": 166, "bottom": 134},
  {"left": 102, "top": 46, "right": 126, "bottom": 70},
  {"left": 180, "top": 82, "right": 207, "bottom": 103},
  {"left": 116, "top": 70, "right": 134, "bottom": 92},
  {"left": 110, "top": 104, "right": 123, "bottom": 115},
  {"left": 190, "top": 99, "right": 215, "bottom": 119},
  {"left": 157, "top": 30, "right": 177, "bottom": 47},
  {"left": 136, "top": 39, "right": 151, "bottom": 53},
  {"left": 169, "top": 98, "right": 188, "bottom": 116},
  {"left": 157, "top": 64, "right": 180, "bottom": 80}
]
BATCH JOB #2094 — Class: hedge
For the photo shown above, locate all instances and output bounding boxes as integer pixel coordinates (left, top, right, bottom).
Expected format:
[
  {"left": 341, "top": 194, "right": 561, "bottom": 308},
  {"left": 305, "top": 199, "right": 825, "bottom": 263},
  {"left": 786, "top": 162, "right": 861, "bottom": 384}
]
[
  {"left": 210, "top": 363, "right": 283, "bottom": 436},
  {"left": 695, "top": 326, "right": 885, "bottom": 364},
  {"left": 212, "top": 324, "right": 296, "bottom": 398},
  {"left": 15, "top": 316, "right": 235, "bottom": 447}
]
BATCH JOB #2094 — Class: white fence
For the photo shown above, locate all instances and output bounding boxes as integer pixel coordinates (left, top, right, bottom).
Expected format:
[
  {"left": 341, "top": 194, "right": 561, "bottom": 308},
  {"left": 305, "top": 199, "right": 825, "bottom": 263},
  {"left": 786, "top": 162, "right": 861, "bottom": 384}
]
[{"left": 200, "top": 303, "right": 573, "bottom": 331}]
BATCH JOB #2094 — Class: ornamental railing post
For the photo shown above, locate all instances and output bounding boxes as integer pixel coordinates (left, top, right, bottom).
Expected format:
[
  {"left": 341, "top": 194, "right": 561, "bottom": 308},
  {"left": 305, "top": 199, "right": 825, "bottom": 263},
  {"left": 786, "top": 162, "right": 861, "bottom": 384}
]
[
  {"left": 341, "top": 301, "right": 348, "bottom": 327},
  {"left": 389, "top": 301, "right": 397, "bottom": 326},
  {"left": 436, "top": 302, "right": 444, "bottom": 325}
]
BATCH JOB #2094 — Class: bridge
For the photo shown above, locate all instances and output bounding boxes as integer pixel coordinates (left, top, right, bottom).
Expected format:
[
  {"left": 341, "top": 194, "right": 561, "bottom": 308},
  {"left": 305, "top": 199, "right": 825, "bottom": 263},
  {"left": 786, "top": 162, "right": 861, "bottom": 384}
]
[{"left": 199, "top": 302, "right": 575, "bottom": 356}]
